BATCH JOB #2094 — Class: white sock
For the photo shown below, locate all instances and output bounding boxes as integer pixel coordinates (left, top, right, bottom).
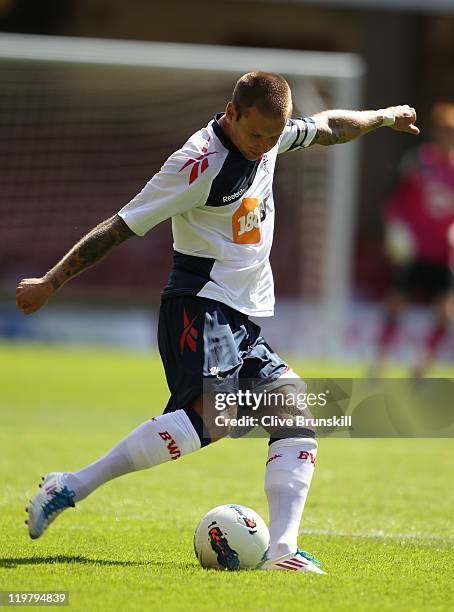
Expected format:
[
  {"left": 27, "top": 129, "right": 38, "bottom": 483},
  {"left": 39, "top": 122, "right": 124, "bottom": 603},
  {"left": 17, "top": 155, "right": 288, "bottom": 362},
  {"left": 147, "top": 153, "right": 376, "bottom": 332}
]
[
  {"left": 64, "top": 410, "right": 201, "bottom": 502},
  {"left": 264, "top": 437, "right": 318, "bottom": 559}
]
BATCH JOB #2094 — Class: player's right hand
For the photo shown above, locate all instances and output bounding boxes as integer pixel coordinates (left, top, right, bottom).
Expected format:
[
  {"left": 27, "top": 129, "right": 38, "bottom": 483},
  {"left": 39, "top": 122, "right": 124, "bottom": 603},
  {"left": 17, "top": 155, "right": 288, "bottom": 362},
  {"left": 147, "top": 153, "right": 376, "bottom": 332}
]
[
  {"left": 389, "top": 105, "right": 420, "bottom": 135},
  {"left": 16, "top": 277, "right": 54, "bottom": 315}
]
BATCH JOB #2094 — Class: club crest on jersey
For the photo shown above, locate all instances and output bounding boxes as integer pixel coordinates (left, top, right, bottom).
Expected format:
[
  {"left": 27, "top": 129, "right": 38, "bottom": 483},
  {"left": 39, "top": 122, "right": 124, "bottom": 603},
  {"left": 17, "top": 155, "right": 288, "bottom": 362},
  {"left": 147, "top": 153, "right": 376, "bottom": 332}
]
[
  {"left": 179, "top": 139, "right": 217, "bottom": 185},
  {"left": 261, "top": 154, "right": 270, "bottom": 175}
]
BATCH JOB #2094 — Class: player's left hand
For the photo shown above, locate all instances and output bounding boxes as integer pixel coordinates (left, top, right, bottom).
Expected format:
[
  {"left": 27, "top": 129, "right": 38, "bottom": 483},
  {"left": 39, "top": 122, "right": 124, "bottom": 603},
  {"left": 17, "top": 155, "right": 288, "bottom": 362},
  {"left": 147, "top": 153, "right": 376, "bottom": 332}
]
[{"left": 388, "top": 105, "right": 420, "bottom": 135}]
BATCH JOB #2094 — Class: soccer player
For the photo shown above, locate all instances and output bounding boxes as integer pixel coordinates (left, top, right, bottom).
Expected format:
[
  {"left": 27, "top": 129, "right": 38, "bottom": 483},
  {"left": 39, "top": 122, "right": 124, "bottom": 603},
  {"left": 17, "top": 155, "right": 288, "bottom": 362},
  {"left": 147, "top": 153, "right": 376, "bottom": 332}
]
[
  {"left": 16, "top": 72, "right": 419, "bottom": 573},
  {"left": 375, "top": 101, "right": 454, "bottom": 377}
]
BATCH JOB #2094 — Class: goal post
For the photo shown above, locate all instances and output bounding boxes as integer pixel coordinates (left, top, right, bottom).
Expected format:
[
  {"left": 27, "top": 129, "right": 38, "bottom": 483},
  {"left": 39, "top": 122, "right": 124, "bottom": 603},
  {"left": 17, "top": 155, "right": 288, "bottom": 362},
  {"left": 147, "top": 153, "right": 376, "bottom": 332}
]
[{"left": 0, "top": 33, "right": 365, "bottom": 355}]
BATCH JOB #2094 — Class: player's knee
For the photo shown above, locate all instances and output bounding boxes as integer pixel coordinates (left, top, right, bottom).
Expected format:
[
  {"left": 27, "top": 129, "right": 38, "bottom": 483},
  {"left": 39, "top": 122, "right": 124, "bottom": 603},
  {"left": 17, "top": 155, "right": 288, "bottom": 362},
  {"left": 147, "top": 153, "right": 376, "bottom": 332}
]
[
  {"left": 259, "top": 378, "right": 316, "bottom": 440},
  {"left": 186, "top": 394, "right": 236, "bottom": 445},
  {"left": 262, "top": 380, "right": 312, "bottom": 419}
]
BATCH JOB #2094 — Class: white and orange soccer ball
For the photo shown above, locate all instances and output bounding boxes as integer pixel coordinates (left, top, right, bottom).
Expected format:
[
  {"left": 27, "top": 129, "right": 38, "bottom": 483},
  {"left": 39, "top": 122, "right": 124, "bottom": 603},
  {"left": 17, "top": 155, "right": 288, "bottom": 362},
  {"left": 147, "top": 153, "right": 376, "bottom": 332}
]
[{"left": 194, "top": 504, "right": 269, "bottom": 570}]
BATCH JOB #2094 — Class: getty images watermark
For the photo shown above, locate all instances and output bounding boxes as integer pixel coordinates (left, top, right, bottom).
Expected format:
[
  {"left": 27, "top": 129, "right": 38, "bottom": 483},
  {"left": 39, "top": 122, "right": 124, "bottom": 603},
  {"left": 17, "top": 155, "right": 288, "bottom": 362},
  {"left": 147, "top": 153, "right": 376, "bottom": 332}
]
[
  {"left": 202, "top": 377, "right": 454, "bottom": 438},
  {"left": 212, "top": 387, "right": 351, "bottom": 430}
]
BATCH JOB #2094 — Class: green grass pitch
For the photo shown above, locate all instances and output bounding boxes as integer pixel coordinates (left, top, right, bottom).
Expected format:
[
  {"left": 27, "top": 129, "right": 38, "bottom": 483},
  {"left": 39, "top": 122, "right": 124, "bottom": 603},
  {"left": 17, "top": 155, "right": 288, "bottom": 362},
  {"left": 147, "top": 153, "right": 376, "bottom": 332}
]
[{"left": 0, "top": 343, "right": 453, "bottom": 611}]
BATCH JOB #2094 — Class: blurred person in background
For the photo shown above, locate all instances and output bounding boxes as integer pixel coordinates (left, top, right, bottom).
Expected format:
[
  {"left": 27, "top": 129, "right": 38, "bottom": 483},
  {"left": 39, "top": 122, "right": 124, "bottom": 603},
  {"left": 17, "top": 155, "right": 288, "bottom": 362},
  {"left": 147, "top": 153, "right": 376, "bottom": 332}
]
[{"left": 375, "top": 101, "right": 454, "bottom": 376}]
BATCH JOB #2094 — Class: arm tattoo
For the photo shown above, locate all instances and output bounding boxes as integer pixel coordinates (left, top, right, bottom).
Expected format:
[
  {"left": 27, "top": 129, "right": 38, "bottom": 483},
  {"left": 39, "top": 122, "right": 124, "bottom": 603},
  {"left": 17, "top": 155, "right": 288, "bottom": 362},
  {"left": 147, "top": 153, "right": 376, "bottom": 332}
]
[
  {"left": 312, "top": 111, "right": 383, "bottom": 146},
  {"left": 313, "top": 118, "right": 349, "bottom": 145},
  {"left": 45, "top": 214, "right": 134, "bottom": 290}
]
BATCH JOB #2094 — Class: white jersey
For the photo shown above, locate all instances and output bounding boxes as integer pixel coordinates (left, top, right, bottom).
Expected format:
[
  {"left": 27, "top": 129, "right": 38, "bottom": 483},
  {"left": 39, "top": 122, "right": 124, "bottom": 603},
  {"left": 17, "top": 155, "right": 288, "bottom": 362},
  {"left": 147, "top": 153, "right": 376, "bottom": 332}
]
[{"left": 118, "top": 114, "right": 316, "bottom": 316}]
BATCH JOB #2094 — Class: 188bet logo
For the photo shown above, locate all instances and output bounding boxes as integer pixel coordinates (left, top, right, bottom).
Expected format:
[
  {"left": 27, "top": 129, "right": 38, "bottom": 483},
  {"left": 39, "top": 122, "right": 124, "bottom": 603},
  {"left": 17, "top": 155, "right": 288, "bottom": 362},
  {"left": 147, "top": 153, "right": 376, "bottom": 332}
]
[{"left": 232, "top": 197, "right": 261, "bottom": 244}]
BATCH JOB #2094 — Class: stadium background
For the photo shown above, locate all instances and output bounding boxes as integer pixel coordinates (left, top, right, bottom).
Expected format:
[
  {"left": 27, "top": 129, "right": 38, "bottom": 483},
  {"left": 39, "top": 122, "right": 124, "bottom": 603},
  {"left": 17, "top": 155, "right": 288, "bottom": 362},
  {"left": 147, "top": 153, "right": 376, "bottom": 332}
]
[{"left": 1, "top": 0, "right": 454, "bottom": 362}]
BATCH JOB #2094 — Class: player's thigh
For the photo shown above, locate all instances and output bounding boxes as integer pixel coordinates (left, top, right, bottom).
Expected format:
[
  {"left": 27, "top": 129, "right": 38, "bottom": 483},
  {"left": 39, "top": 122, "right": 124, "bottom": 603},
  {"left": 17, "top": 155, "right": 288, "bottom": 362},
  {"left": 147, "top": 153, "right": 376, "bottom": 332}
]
[{"left": 159, "top": 296, "right": 246, "bottom": 440}]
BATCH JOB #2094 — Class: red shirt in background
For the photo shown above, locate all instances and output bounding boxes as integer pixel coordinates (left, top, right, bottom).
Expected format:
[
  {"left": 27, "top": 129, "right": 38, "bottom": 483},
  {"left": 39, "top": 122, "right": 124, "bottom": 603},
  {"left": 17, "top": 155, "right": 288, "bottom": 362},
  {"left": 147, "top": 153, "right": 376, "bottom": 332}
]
[{"left": 384, "top": 143, "right": 454, "bottom": 265}]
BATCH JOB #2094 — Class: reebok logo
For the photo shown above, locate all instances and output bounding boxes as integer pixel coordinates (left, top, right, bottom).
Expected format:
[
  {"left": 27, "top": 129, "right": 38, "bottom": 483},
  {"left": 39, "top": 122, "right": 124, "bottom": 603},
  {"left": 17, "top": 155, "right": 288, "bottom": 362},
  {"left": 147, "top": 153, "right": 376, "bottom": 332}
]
[
  {"left": 159, "top": 431, "right": 181, "bottom": 460},
  {"left": 265, "top": 453, "right": 283, "bottom": 466},
  {"left": 179, "top": 139, "right": 217, "bottom": 185},
  {"left": 180, "top": 308, "right": 198, "bottom": 354},
  {"left": 222, "top": 185, "right": 248, "bottom": 203}
]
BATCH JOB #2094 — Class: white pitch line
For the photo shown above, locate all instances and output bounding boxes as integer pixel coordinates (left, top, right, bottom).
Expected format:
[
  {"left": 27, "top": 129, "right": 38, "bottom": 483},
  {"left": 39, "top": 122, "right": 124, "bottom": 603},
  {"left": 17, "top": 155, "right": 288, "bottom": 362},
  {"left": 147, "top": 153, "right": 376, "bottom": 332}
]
[
  {"left": 63, "top": 523, "right": 453, "bottom": 542},
  {"left": 300, "top": 527, "right": 454, "bottom": 542}
]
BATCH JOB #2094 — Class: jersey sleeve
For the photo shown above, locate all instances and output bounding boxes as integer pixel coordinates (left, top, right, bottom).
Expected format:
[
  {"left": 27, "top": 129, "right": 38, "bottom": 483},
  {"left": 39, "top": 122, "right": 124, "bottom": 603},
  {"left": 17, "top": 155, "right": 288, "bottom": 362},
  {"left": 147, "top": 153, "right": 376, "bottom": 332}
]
[
  {"left": 278, "top": 117, "right": 317, "bottom": 154},
  {"left": 118, "top": 147, "right": 216, "bottom": 236}
]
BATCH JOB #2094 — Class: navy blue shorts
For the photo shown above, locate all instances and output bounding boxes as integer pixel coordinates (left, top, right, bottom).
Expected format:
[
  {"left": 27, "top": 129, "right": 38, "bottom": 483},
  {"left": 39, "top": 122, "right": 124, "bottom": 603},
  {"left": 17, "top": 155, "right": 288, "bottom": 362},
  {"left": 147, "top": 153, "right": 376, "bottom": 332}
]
[{"left": 158, "top": 295, "right": 288, "bottom": 414}]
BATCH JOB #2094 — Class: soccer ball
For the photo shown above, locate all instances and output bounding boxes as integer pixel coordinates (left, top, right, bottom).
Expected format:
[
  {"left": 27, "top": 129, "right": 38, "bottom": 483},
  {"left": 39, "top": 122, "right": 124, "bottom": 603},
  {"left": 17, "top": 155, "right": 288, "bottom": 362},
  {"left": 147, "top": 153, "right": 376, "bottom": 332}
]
[{"left": 194, "top": 504, "right": 269, "bottom": 570}]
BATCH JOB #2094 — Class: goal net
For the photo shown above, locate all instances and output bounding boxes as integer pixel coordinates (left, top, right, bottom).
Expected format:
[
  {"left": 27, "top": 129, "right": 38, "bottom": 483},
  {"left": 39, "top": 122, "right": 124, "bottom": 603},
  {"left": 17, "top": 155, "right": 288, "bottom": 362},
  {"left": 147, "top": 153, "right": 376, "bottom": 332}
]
[{"left": 0, "top": 33, "right": 364, "bottom": 353}]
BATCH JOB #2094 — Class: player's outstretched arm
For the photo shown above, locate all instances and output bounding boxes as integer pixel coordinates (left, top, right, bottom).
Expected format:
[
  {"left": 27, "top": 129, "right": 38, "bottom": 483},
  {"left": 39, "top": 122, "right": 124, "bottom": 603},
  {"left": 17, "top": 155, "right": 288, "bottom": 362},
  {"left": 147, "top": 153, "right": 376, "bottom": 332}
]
[
  {"left": 16, "top": 214, "right": 134, "bottom": 315},
  {"left": 310, "top": 105, "right": 420, "bottom": 146}
]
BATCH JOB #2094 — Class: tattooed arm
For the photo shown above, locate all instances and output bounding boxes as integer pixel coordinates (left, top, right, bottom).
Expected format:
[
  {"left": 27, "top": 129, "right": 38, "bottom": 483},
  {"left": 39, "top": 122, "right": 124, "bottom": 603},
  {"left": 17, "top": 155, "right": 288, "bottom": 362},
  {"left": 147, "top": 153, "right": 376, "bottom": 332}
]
[
  {"left": 16, "top": 214, "right": 134, "bottom": 315},
  {"left": 311, "top": 105, "right": 420, "bottom": 146}
]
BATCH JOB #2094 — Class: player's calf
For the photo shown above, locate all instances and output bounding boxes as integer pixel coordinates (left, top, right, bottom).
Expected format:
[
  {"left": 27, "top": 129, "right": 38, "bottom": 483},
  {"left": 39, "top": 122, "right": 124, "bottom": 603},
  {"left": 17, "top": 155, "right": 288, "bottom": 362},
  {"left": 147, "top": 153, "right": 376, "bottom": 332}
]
[
  {"left": 257, "top": 374, "right": 320, "bottom": 564},
  {"left": 191, "top": 391, "right": 239, "bottom": 441},
  {"left": 25, "top": 404, "right": 216, "bottom": 538}
]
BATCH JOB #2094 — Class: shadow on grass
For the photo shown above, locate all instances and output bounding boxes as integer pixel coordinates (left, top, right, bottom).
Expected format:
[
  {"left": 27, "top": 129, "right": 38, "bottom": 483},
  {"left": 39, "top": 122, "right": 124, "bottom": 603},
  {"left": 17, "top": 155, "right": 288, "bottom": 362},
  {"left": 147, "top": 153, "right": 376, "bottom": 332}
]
[
  {"left": 0, "top": 556, "right": 199, "bottom": 571},
  {"left": 0, "top": 555, "right": 147, "bottom": 569}
]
